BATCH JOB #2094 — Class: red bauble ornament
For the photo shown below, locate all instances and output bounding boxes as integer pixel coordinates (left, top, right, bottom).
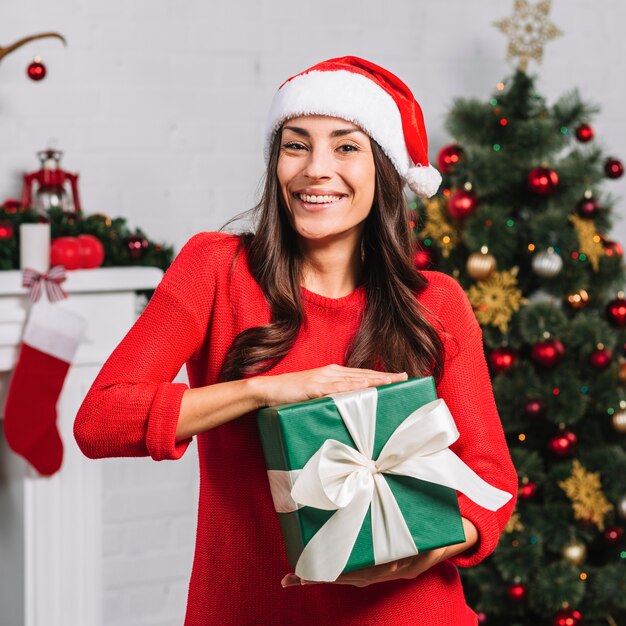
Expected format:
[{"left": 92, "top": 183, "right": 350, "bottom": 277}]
[
  {"left": 575, "top": 124, "right": 594, "bottom": 143},
  {"left": 552, "top": 608, "right": 583, "bottom": 626},
  {"left": 531, "top": 338, "right": 565, "bottom": 368},
  {"left": 77, "top": 234, "right": 105, "bottom": 269},
  {"left": 488, "top": 346, "right": 518, "bottom": 374},
  {"left": 603, "top": 525, "right": 624, "bottom": 545},
  {"left": 605, "top": 157, "right": 624, "bottom": 179},
  {"left": 476, "top": 612, "right": 488, "bottom": 624},
  {"left": 126, "top": 234, "right": 149, "bottom": 260},
  {"left": 447, "top": 189, "right": 478, "bottom": 220},
  {"left": 437, "top": 144, "right": 464, "bottom": 173},
  {"left": 413, "top": 245, "right": 436, "bottom": 270},
  {"left": 518, "top": 482, "right": 538, "bottom": 501},
  {"left": 549, "top": 430, "right": 577, "bottom": 457},
  {"left": 528, "top": 167, "right": 559, "bottom": 195},
  {"left": 27, "top": 59, "right": 47, "bottom": 81},
  {"left": 1, "top": 198, "right": 23, "bottom": 214},
  {"left": 577, "top": 197, "right": 599, "bottom": 219},
  {"left": 50, "top": 237, "right": 81, "bottom": 270},
  {"left": 507, "top": 582, "right": 527, "bottom": 602},
  {"left": 0, "top": 222, "right": 14, "bottom": 239},
  {"left": 524, "top": 397, "right": 547, "bottom": 419},
  {"left": 589, "top": 346, "right": 612, "bottom": 370},
  {"left": 607, "top": 297, "right": 626, "bottom": 327}
]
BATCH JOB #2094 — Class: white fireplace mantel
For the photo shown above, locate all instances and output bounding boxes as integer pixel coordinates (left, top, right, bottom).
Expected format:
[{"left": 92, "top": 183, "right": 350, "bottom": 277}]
[{"left": 0, "top": 267, "right": 163, "bottom": 626}]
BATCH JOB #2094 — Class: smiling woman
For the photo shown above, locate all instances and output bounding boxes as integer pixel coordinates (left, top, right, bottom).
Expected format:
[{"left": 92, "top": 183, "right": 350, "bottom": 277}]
[{"left": 74, "top": 56, "right": 517, "bottom": 626}]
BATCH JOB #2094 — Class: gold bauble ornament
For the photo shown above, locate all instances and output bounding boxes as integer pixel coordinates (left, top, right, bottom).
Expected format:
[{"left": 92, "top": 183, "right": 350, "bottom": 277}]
[
  {"left": 562, "top": 539, "right": 587, "bottom": 565},
  {"left": 613, "top": 409, "right": 626, "bottom": 434},
  {"left": 566, "top": 289, "right": 589, "bottom": 310},
  {"left": 467, "top": 247, "right": 497, "bottom": 281}
]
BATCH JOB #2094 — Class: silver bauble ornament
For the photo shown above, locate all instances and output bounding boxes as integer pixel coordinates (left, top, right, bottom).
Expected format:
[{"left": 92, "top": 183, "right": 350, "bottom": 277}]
[
  {"left": 618, "top": 495, "right": 626, "bottom": 520},
  {"left": 532, "top": 248, "right": 563, "bottom": 278}
]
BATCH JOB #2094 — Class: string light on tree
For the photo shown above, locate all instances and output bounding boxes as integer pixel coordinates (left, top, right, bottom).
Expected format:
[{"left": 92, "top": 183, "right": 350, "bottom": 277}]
[
  {"left": 524, "top": 397, "right": 547, "bottom": 419},
  {"left": 565, "top": 289, "right": 589, "bottom": 310},
  {"left": 561, "top": 538, "right": 586, "bottom": 565}
]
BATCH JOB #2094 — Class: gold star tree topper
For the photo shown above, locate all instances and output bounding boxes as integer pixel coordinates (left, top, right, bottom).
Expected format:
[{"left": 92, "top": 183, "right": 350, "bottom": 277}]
[{"left": 495, "top": 0, "right": 562, "bottom": 72}]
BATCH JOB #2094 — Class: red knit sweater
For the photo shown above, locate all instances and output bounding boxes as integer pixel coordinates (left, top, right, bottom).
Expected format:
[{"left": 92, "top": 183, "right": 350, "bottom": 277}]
[{"left": 75, "top": 232, "right": 517, "bottom": 626}]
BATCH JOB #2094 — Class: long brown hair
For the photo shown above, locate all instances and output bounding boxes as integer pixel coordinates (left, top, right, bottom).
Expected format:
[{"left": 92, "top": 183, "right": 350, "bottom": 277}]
[{"left": 220, "top": 130, "right": 447, "bottom": 383}]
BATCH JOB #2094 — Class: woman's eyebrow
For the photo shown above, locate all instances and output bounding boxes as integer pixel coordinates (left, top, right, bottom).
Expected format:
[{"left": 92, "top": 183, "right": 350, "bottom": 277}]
[{"left": 283, "top": 126, "right": 364, "bottom": 138}]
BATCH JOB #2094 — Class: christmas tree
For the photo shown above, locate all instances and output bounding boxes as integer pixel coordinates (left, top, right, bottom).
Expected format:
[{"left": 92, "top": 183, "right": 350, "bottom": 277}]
[{"left": 412, "top": 3, "right": 626, "bottom": 625}]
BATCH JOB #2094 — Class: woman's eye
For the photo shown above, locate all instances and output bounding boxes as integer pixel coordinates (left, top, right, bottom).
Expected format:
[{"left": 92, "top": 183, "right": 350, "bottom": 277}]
[
  {"left": 337, "top": 144, "right": 359, "bottom": 152},
  {"left": 283, "top": 142, "right": 306, "bottom": 150}
]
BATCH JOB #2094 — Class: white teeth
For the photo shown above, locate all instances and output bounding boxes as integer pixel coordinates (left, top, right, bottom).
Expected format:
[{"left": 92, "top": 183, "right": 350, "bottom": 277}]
[{"left": 297, "top": 193, "right": 342, "bottom": 204}]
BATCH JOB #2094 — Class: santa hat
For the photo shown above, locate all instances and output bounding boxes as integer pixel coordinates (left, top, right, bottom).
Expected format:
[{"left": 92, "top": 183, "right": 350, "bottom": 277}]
[{"left": 264, "top": 56, "right": 442, "bottom": 198}]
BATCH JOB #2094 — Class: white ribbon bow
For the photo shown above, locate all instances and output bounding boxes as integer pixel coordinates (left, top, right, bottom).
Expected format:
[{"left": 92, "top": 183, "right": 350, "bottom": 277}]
[{"left": 267, "top": 387, "right": 512, "bottom": 582}]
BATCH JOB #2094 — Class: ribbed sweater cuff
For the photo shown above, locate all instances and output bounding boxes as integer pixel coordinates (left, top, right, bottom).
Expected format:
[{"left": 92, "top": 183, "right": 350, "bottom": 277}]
[
  {"left": 450, "top": 494, "right": 501, "bottom": 568},
  {"left": 146, "top": 381, "right": 191, "bottom": 460}
]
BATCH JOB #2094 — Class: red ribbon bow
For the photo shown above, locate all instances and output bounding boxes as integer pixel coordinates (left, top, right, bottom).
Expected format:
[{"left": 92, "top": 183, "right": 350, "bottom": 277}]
[{"left": 22, "top": 266, "right": 68, "bottom": 302}]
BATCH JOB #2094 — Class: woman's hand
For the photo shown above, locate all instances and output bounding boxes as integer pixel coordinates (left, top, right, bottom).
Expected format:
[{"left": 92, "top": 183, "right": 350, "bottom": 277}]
[
  {"left": 282, "top": 517, "right": 478, "bottom": 588},
  {"left": 249, "top": 364, "right": 408, "bottom": 408}
]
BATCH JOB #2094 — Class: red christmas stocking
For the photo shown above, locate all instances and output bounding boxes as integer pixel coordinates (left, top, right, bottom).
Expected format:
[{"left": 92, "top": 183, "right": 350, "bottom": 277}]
[{"left": 3, "top": 300, "right": 85, "bottom": 476}]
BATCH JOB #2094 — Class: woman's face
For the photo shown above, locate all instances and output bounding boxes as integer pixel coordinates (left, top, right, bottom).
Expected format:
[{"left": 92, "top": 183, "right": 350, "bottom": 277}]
[{"left": 277, "top": 115, "right": 376, "bottom": 246}]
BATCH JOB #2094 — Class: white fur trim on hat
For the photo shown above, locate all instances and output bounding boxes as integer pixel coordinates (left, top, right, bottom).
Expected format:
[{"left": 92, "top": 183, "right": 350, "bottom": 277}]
[{"left": 405, "top": 165, "right": 442, "bottom": 198}]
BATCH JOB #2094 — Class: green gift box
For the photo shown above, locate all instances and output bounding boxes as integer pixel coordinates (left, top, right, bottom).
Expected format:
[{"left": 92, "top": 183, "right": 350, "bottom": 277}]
[{"left": 257, "top": 376, "right": 469, "bottom": 580}]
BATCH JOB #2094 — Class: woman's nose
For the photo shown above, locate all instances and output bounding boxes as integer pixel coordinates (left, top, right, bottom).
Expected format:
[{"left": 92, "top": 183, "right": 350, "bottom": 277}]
[{"left": 302, "top": 148, "right": 332, "bottom": 180}]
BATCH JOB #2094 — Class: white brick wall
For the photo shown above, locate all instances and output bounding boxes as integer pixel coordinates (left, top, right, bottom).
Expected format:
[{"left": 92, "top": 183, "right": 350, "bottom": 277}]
[{"left": 2, "top": 2, "right": 625, "bottom": 624}]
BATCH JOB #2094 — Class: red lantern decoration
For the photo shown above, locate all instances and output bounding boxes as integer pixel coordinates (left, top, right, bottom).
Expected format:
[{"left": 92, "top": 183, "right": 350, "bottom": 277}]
[
  {"left": 577, "top": 197, "right": 599, "bottom": 219},
  {"left": 605, "top": 157, "right": 624, "bottom": 179},
  {"left": 77, "top": 235, "right": 105, "bottom": 269},
  {"left": 548, "top": 430, "right": 577, "bottom": 457},
  {"left": 575, "top": 124, "right": 594, "bottom": 143},
  {"left": 528, "top": 167, "right": 559, "bottom": 195},
  {"left": 447, "top": 189, "right": 478, "bottom": 220},
  {"left": 589, "top": 346, "right": 612, "bottom": 370},
  {"left": 0, "top": 222, "right": 14, "bottom": 239},
  {"left": 552, "top": 608, "right": 583, "bottom": 626},
  {"left": 50, "top": 237, "right": 82, "bottom": 270},
  {"left": 531, "top": 338, "right": 565, "bottom": 368},
  {"left": 488, "top": 346, "right": 518, "bottom": 374},
  {"left": 603, "top": 526, "right": 624, "bottom": 545},
  {"left": 507, "top": 582, "right": 527, "bottom": 602},
  {"left": 437, "top": 144, "right": 464, "bottom": 173},
  {"left": 518, "top": 482, "right": 538, "bottom": 501},
  {"left": 607, "top": 297, "right": 626, "bottom": 327},
  {"left": 27, "top": 58, "right": 47, "bottom": 81},
  {"left": 524, "top": 398, "right": 547, "bottom": 419}
]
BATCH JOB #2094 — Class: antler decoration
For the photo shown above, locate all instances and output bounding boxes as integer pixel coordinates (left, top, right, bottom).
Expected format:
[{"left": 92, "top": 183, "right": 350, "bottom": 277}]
[{"left": 0, "top": 32, "right": 66, "bottom": 63}]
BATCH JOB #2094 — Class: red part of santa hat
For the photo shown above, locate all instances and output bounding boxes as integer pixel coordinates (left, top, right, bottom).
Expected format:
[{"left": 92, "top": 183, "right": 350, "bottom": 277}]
[{"left": 265, "top": 56, "right": 442, "bottom": 198}]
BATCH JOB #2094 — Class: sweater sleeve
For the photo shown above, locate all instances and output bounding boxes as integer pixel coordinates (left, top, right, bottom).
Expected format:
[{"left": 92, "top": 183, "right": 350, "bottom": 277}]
[
  {"left": 74, "top": 232, "right": 232, "bottom": 461},
  {"left": 430, "top": 274, "right": 518, "bottom": 568}
]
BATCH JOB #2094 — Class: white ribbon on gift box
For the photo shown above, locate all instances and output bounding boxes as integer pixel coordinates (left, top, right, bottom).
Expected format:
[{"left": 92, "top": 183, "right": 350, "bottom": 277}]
[{"left": 266, "top": 387, "right": 513, "bottom": 582}]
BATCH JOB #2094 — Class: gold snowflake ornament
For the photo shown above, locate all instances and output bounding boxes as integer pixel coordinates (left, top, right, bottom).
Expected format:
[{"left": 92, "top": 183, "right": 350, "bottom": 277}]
[
  {"left": 559, "top": 459, "right": 613, "bottom": 531},
  {"left": 495, "top": 0, "right": 562, "bottom": 72},
  {"left": 569, "top": 214, "right": 605, "bottom": 272},
  {"left": 466, "top": 266, "right": 527, "bottom": 333},
  {"left": 418, "top": 197, "right": 460, "bottom": 259},
  {"left": 504, "top": 507, "right": 525, "bottom": 534}
]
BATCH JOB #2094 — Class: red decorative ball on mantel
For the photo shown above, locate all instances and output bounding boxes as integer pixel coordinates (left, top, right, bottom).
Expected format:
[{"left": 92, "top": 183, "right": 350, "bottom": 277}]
[
  {"left": 27, "top": 58, "right": 47, "bottom": 81},
  {"left": 77, "top": 234, "right": 105, "bottom": 269},
  {"left": 524, "top": 397, "right": 547, "bottom": 419},
  {"left": 589, "top": 346, "right": 612, "bottom": 370},
  {"left": 488, "top": 346, "right": 518, "bottom": 374},
  {"left": 447, "top": 189, "right": 478, "bottom": 220},
  {"left": 552, "top": 607, "right": 583, "bottom": 626},
  {"left": 518, "top": 481, "right": 538, "bottom": 501},
  {"left": 575, "top": 123, "right": 594, "bottom": 143},
  {"left": 603, "top": 525, "right": 624, "bottom": 545},
  {"left": 50, "top": 236, "right": 82, "bottom": 270},
  {"left": 507, "top": 582, "right": 527, "bottom": 602},
  {"left": 548, "top": 430, "right": 577, "bottom": 457},
  {"left": 437, "top": 144, "right": 465, "bottom": 173},
  {"left": 531, "top": 338, "right": 565, "bottom": 368},
  {"left": 528, "top": 167, "right": 559, "bottom": 195},
  {"left": 607, "top": 297, "right": 626, "bottom": 327},
  {"left": 605, "top": 157, "right": 624, "bottom": 179}
]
